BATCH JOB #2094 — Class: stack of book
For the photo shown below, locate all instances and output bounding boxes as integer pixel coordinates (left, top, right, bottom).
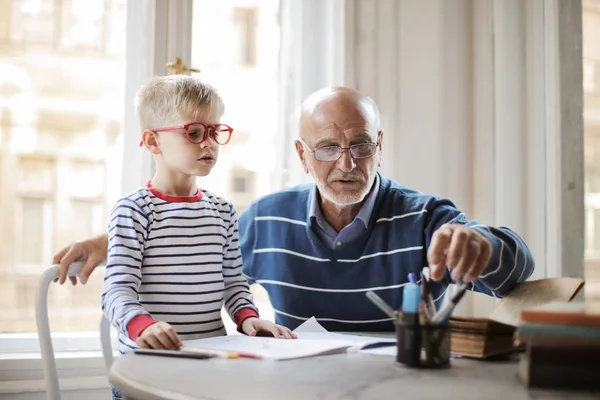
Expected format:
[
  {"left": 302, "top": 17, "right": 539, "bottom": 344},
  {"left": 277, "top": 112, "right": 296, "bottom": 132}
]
[
  {"left": 449, "top": 316, "right": 516, "bottom": 358},
  {"left": 448, "top": 277, "right": 585, "bottom": 359},
  {"left": 516, "top": 301, "right": 600, "bottom": 390}
]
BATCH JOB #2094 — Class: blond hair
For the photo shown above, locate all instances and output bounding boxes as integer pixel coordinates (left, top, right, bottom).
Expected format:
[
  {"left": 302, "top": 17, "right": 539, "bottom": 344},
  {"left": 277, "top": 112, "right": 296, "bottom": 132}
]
[{"left": 134, "top": 75, "right": 225, "bottom": 130}]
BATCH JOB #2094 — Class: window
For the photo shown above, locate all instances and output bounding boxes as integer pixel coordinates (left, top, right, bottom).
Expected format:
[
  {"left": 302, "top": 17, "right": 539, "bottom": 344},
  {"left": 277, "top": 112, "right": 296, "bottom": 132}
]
[
  {"left": 234, "top": 7, "right": 258, "bottom": 67},
  {"left": 583, "top": 59, "right": 598, "bottom": 93},
  {"left": 1, "top": 0, "right": 124, "bottom": 55},
  {"left": 0, "top": 0, "right": 126, "bottom": 341},
  {"left": 192, "top": 0, "right": 280, "bottom": 215},
  {"left": 0, "top": 0, "right": 324, "bottom": 392},
  {"left": 584, "top": 1, "right": 600, "bottom": 276},
  {"left": 19, "top": 197, "right": 51, "bottom": 265}
]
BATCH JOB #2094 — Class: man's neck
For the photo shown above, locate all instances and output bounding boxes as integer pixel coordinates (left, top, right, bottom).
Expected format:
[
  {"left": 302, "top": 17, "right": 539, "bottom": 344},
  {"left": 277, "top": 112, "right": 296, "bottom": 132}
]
[{"left": 319, "top": 197, "right": 364, "bottom": 233}]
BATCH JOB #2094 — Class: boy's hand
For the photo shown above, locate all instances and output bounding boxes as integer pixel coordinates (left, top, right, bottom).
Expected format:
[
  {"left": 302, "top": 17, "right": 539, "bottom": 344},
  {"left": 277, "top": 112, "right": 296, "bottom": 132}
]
[
  {"left": 241, "top": 317, "right": 297, "bottom": 339},
  {"left": 135, "top": 321, "right": 182, "bottom": 350}
]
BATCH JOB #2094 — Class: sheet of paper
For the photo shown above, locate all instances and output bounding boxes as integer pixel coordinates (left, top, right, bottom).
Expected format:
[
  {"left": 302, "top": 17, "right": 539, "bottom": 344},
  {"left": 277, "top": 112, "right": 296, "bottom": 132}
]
[
  {"left": 293, "top": 316, "right": 329, "bottom": 333},
  {"left": 182, "top": 335, "right": 353, "bottom": 361},
  {"left": 292, "top": 316, "right": 395, "bottom": 351},
  {"left": 294, "top": 331, "right": 395, "bottom": 349}
]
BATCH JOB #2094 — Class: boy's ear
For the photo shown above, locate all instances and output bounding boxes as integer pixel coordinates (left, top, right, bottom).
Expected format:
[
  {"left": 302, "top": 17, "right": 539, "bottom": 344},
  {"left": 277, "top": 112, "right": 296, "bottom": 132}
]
[{"left": 142, "top": 130, "right": 161, "bottom": 154}]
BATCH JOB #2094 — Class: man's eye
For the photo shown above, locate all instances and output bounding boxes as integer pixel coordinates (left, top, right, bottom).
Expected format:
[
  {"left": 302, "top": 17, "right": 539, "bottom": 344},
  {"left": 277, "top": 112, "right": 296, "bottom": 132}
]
[{"left": 320, "top": 146, "right": 340, "bottom": 153}]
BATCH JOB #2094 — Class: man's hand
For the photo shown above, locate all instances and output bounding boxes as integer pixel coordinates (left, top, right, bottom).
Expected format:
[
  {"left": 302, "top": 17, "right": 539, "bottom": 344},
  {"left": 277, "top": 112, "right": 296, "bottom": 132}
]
[
  {"left": 53, "top": 234, "right": 109, "bottom": 285},
  {"left": 241, "top": 317, "right": 297, "bottom": 339},
  {"left": 428, "top": 224, "right": 492, "bottom": 283},
  {"left": 135, "top": 321, "right": 182, "bottom": 350}
]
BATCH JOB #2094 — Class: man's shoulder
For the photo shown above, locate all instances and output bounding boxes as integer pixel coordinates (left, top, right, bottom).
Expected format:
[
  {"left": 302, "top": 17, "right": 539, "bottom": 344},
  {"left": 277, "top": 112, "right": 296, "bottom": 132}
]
[{"left": 379, "top": 176, "right": 454, "bottom": 212}]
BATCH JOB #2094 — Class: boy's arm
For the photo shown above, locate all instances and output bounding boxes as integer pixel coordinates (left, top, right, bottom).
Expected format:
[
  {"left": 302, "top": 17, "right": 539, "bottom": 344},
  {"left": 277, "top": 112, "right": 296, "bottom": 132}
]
[
  {"left": 101, "top": 199, "right": 156, "bottom": 340},
  {"left": 424, "top": 197, "right": 535, "bottom": 298},
  {"left": 222, "top": 203, "right": 259, "bottom": 328}
]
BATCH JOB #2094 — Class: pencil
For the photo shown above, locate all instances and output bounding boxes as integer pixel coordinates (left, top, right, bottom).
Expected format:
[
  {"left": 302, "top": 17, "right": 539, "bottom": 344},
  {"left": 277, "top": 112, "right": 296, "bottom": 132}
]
[{"left": 179, "top": 346, "right": 262, "bottom": 360}]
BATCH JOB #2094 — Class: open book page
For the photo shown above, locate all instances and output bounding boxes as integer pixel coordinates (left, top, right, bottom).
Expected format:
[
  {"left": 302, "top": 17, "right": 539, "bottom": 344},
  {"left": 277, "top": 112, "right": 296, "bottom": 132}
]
[
  {"left": 293, "top": 317, "right": 396, "bottom": 351},
  {"left": 182, "top": 335, "right": 353, "bottom": 361},
  {"left": 487, "top": 278, "right": 585, "bottom": 327}
]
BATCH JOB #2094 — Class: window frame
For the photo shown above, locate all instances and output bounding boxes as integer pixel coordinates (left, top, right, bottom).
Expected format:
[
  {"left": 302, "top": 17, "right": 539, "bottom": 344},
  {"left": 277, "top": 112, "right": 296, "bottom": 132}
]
[
  {"left": 0, "top": 0, "right": 343, "bottom": 393},
  {"left": 0, "top": 0, "right": 165, "bottom": 391}
]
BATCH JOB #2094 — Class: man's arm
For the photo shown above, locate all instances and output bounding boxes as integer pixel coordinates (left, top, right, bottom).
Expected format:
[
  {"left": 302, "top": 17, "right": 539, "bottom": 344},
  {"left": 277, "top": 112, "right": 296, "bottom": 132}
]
[
  {"left": 425, "top": 197, "right": 534, "bottom": 297},
  {"left": 221, "top": 203, "right": 259, "bottom": 329},
  {"left": 54, "top": 233, "right": 109, "bottom": 285}
]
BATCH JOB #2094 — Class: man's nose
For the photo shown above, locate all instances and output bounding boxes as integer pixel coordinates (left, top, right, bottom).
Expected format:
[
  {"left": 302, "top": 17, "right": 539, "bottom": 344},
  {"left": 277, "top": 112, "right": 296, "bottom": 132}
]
[{"left": 336, "top": 149, "right": 356, "bottom": 172}]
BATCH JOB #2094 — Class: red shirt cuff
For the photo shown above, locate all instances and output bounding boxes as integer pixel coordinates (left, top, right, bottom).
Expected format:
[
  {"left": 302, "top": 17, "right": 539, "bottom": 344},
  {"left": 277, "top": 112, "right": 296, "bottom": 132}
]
[
  {"left": 234, "top": 308, "right": 259, "bottom": 330},
  {"left": 127, "top": 314, "right": 156, "bottom": 340}
]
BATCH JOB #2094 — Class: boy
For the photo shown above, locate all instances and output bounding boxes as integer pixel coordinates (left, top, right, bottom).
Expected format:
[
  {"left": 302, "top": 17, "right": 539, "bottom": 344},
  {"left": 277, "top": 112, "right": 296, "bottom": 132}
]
[{"left": 101, "top": 75, "right": 295, "bottom": 369}]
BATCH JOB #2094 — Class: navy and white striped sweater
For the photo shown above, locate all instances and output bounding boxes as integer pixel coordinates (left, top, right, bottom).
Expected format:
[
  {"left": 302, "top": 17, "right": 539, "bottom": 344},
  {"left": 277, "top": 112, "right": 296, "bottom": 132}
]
[
  {"left": 102, "top": 183, "right": 258, "bottom": 354},
  {"left": 239, "top": 174, "right": 534, "bottom": 332}
]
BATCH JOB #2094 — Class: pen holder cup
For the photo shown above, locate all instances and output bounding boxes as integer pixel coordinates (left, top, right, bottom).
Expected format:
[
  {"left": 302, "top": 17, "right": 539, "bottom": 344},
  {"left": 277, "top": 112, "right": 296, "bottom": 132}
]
[{"left": 395, "top": 319, "right": 451, "bottom": 369}]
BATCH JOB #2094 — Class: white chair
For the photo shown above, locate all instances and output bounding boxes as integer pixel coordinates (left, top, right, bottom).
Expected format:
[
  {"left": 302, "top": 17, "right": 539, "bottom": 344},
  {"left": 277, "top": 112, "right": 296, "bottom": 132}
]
[{"left": 35, "top": 262, "right": 113, "bottom": 400}]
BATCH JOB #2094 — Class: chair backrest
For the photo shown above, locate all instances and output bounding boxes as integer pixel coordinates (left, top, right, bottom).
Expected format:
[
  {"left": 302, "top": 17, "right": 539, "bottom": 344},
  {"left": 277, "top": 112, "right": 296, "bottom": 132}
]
[{"left": 35, "top": 262, "right": 112, "bottom": 400}]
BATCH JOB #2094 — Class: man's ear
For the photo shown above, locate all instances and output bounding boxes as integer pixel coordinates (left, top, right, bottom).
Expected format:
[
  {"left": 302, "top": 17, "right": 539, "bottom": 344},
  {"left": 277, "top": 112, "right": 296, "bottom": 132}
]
[
  {"left": 377, "top": 130, "right": 384, "bottom": 167},
  {"left": 294, "top": 140, "right": 310, "bottom": 174},
  {"left": 142, "top": 130, "right": 161, "bottom": 154}
]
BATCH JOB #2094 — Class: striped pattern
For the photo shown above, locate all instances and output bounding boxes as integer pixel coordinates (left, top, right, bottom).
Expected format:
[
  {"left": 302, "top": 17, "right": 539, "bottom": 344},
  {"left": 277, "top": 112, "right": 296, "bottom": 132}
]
[
  {"left": 239, "top": 174, "right": 534, "bottom": 332},
  {"left": 102, "top": 186, "right": 257, "bottom": 354}
]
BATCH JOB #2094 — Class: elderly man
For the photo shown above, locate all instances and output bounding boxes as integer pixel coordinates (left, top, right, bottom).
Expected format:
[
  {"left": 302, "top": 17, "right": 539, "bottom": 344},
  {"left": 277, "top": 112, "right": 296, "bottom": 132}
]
[{"left": 54, "top": 87, "right": 534, "bottom": 331}]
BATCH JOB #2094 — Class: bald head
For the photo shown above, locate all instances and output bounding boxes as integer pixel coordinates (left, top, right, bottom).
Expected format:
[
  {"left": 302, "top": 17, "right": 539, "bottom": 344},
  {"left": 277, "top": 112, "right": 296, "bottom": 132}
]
[{"left": 299, "top": 87, "right": 381, "bottom": 139}]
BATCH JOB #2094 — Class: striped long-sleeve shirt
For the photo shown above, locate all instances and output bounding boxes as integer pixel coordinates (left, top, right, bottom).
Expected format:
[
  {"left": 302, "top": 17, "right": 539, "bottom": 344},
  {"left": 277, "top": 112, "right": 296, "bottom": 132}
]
[
  {"left": 102, "top": 182, "right": 258, "bottom": 353},
  {"left": 239, "top": 173, "right": 534, "bottom": 331}
]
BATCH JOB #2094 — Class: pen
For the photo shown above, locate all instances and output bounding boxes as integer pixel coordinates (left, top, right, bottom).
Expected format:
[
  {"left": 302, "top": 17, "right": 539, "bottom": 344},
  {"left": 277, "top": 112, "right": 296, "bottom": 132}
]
[
  {"left": 419, "top": 271, "right": 432, "bottom": 320},
  {"left": 421, "top": 267, "right": 436, "bottom": 318},
  {"left": 430, "top": 279, "right": 470, "bottom": 324},
  {"left": 366, "top": 291, "right": 396, "bottom": 319},
  {"left": 408, "top": 272, "right": 418, "bottom": 284}
]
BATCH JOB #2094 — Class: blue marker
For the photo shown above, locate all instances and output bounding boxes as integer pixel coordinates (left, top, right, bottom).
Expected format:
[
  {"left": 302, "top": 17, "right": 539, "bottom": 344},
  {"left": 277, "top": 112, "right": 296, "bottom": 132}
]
[{"left": 399, "top": 275, "right": 422, "bottom": 367}]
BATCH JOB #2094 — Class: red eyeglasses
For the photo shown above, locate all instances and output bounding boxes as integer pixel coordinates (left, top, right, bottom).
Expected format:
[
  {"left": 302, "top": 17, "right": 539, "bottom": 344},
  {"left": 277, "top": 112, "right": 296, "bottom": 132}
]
[{"left": 138, "top": 122, "right": 233, "bottom": 147}]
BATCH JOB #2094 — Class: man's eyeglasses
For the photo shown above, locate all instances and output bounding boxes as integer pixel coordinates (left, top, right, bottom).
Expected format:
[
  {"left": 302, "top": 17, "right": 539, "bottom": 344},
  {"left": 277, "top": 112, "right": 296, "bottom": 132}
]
[
  {"left": 139, "top": 122, "right": 233, "bottom": 147},
  {"left": 299, "top": 139, "right": 379, "bottom": 162}
]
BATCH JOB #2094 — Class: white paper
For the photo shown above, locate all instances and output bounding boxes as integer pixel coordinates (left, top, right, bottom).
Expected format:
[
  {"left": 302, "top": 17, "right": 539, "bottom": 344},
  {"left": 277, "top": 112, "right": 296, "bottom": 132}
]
[
  {"left": 293, "top": 317, "right": 330, "bottom": 333},
  {"left": 182, "top": 335, "right": 352, "bottom": 361},
  {"left": 293, "top": 316, "right": 396, "bottom": 353}
]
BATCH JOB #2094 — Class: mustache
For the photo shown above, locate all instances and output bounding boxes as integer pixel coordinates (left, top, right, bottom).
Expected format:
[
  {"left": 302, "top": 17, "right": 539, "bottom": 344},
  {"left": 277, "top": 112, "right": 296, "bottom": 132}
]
[{"left": 328, "top": 171, "right": 365, "bottom": 181}]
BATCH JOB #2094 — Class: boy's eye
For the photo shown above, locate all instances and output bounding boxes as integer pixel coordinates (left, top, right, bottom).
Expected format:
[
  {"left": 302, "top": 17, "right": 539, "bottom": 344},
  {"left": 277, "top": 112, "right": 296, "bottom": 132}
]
[{"left": 187, "top": 125, "right": 206, "bottom": 141}]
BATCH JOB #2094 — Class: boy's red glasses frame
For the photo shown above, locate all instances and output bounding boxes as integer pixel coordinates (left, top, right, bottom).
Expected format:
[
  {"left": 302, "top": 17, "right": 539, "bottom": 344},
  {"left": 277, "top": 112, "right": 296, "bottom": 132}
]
[{"left": 138, "top": 122, "right": 233, "bottom": 147}]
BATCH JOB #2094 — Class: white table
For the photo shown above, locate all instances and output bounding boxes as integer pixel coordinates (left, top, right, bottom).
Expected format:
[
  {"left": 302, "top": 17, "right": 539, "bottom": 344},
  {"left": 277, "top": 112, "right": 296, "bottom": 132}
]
[{"left": 109, "top": 349, "right": 600, "bottom": 400}]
